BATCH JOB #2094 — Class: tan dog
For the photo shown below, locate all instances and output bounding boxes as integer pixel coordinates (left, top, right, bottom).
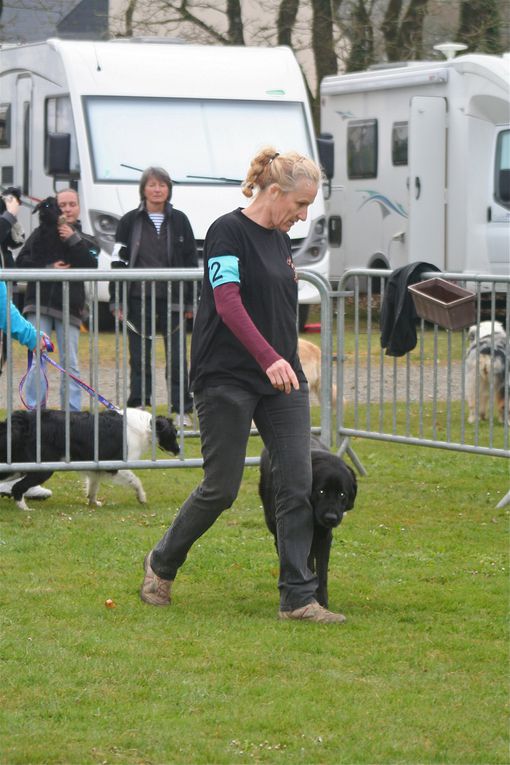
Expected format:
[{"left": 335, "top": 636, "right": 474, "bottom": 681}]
[{"left": 298, "top": 338, "right": 337, "bottom": 406}]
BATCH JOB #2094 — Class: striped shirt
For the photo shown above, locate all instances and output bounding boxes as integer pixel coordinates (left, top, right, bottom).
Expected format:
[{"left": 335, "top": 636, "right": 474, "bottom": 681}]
[{"left": 148, "top": 212, "right": 164, "bottom": 234}]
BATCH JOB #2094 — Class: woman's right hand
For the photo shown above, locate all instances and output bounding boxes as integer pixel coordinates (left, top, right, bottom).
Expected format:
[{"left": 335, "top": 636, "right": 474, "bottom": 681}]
[
  {"left": 5, "top": 196, "right": 20, "bottom": 217},
  {"left": 266, "top": 359, "right": 299, "bottom": 394},
  {"left": 38, "top": 333, "right": 53, "bottom": 353}
]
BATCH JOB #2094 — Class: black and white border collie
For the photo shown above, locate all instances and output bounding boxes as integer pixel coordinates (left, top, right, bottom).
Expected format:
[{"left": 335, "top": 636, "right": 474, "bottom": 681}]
[{"left": 0, "top": 408, "right": 179, "bottom": 510}]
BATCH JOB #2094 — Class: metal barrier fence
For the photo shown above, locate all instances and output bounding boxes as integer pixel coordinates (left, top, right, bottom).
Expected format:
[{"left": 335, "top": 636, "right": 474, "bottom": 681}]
[
  {"left": 0, "top": 267, "right": 331, "bottom": 475},
  {"left": 334, "top": 270, "right": 510, "bottom": 477},
  {"left": 1, "top": 267, "right": 507, "bottom": 506}
]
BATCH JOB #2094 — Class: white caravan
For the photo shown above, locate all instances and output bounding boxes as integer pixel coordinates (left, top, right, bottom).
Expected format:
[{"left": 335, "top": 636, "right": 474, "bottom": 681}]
[
  {"left": 0, "top": 38, "right": 329, "bottom": 324},
  {"left": 320, "top": 52, "right": 510, "bottom": 281}
]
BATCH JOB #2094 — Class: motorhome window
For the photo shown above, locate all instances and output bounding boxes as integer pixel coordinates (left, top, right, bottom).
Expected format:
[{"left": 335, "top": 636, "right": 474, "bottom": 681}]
[
  {"left": 494, "top": 129, "right": 510, "bottom": 209},
  {"left": 82, "top": 97, "right": 313, "bottom": 183},
  {"left": 0, "top": 104, "right": 11, "bottom": 148},
  {"left": 45, "top": 97, "right": 80, "bottom": 175},
  {"left": 392, "top": 122, "right": 408, "bottom": 166},
  {"left": 347, "top": 120, "right": 377, "bottom": 179}
]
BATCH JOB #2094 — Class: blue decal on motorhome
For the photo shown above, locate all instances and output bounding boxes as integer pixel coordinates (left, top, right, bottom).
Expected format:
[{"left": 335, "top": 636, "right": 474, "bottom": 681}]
[{"left": 358, "top": 190, "right": 408, "bottom": 218}]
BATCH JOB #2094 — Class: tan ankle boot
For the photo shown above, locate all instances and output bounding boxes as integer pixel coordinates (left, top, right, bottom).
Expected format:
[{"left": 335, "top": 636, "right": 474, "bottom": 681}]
[
  {"left": 279, "top": 599, "right": 346, "bottom": 624},
  {"left": 140, "top": 552, "right": 173, "bottom": 607}
]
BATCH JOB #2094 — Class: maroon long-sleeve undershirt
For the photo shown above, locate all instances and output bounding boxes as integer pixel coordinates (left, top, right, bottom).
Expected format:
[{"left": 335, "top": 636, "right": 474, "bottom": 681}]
[{"left": 213, "top": 282, "right": 281, "bottom": 372}]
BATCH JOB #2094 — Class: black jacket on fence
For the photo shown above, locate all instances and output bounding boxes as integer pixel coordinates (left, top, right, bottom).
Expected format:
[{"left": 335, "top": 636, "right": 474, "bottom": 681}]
[{"left": 380, "top": 262, "right": 440, "bottom": 357}]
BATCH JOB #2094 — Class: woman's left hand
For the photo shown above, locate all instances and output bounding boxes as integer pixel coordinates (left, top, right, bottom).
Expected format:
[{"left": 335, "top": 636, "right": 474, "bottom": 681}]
[
  {"left": 58, "top": 223, "right": 74, "bottom": 241},
  {"left": 265, "top": 359, "right": 299, "bottom": 394}
]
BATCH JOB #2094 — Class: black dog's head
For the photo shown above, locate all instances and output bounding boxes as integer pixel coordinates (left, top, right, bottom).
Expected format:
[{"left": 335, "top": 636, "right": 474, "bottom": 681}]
[
  {"left": 310, "top": 451, "right": 357, "bottom": 529},
  {"left": 155, "top": 416, "right": 180, "bottom": 456},
  {"left": 33, "top": 196, "right": 63, "bottom": 227}
]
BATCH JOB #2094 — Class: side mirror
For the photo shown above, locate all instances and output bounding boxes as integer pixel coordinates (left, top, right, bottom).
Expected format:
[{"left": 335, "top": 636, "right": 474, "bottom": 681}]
[
  {"left": 498, "top": 168, "right": 510, "bottom": 205},
  {"left": 317, "top": 132, "right": 334, "bottom": 180},
  {"left": 45, "top": 133, "right": 71, "bottom": 178}
]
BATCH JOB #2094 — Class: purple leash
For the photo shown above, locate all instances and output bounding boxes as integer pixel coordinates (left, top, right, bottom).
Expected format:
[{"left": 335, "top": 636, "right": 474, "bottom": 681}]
[{"left": 19, "top": 336, "right": 118, "bottom": 411}]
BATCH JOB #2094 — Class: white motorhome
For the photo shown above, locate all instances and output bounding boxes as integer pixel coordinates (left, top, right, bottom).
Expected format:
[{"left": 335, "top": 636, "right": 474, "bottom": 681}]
[
  {"left": 320, "top": 51, "right": 510, "bottom": 282},
  {"left": 0, "top": 38, "right": 329, "bottom": 325}
]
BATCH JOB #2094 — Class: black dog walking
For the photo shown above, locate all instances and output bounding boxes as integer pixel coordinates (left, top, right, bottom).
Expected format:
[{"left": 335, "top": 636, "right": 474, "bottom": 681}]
[{"left": 259, "top": 436, "right": 357, "bottom": 609}]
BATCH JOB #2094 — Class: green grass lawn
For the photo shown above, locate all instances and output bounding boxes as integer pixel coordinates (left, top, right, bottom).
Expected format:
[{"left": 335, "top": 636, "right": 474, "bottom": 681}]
[{"left": 0, "top": 433, "right": 508, "bottom": 765}]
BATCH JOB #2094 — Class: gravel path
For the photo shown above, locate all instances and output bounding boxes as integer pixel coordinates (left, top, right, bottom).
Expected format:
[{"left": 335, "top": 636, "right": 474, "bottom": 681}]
[
  {"left": 340, "top": 359, "right": 465, "bottom": 404},
  {"left": 1, "top": 349, "right": 465, "bottom": 410}
]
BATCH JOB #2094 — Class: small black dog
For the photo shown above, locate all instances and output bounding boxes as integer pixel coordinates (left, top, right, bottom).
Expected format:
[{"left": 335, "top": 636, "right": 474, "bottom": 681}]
[
  {"left": 34, "top": 195, "right": 64, "bottom": 226},
  {"left": 29, "top": 196, "right": 68, "bottom": 265},
  {"left": 0, "top": 408, "right": 180, "bottom": 510},
  {"left": 259, "top": 435, "right": 357, "bottom": 608}
]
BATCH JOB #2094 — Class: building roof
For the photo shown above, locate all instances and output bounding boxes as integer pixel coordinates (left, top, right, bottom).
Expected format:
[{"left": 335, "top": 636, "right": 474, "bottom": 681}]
[{"left": 0, "top": 0, "right": 108, "bottom": 42}]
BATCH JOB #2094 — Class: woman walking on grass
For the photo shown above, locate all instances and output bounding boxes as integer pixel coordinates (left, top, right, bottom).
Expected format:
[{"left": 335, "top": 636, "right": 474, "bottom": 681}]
[{"left": 140, "top": 147, "right": 346, "bottom": 624}]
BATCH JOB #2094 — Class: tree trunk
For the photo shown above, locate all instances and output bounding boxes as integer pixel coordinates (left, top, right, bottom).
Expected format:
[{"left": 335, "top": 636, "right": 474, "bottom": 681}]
[
  {"left": 345, "top": 0, "right": 374, "bottom": 72},
  {"left": 381, "top": 0, "right": 403, "bottom": 61},
  {"left": 277, "top": 0, "right": 300, "bottom": 46},
  {"left": 312, "top": 0, "right": 338, "bottom": 81},
  {"left": 226, "top": 0, "right": 245, "bottom": 45},
  {"left": 310, "top": 0, "right": 338, "bottom": 127},
  {"left": 125, "top": 0, "right": 137, "bottom": 37},
  {"left": 382, "top": 0, "right": 429, "bottom": 62},
  {"left": 397, "top": 0, "right": 429, "bottom": 60}
]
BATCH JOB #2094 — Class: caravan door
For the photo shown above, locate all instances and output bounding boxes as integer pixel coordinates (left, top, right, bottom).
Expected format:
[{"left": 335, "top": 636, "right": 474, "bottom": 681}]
[
  {"left": 488, "top": 128, "right": 510, "bottom": 273},
  {"left": 408, "top": 96, "right": 447, "bottom": 267}
]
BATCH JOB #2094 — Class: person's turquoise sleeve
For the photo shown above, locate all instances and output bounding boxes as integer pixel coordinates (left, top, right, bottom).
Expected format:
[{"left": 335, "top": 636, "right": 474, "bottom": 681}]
[{"left": 0, "top": 280, "right": 37, "bottom": 350}]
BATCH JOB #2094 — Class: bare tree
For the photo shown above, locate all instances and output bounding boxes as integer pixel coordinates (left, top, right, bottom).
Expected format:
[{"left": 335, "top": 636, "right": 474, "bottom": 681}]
[
  {"left": 381, "top": 0, "right": 430, "bottom": 62},
  {"left": 457, "top": 0, "right": 502, "bottom": 53},
  {"left": 277, "top": 0, "right": 300, "bottom": 45},
  {"left": 343, "top": 0, "right": 375, "bottom": 72},
  {"left": 226, "top": 0, "right": 245, "bottom": 43},
  {"left": 311, "top": 0, "right": 338, "bottom": 84},
  {"left": 125, "top": 0, "right": 137, "bottom": 36},
  {"left": 109, "top": 0, "right": 508, "bottom": 124}
]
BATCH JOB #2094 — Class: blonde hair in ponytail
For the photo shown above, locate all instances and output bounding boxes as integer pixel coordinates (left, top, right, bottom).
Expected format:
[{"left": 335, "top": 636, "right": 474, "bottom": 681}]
[{"left": 241, "top": 147, "right": 321, "bottom": 198}]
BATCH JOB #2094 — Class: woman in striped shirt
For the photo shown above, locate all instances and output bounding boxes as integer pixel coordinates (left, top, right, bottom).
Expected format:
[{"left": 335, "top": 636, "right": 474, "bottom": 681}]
[{"left": 110, "top": 167, "right": 197, "bottom": 421}]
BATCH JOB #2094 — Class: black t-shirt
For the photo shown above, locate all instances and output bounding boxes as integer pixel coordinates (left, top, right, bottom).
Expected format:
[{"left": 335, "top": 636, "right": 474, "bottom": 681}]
[{"left": 189, "top": 208, "right": 305, "bottom": 394}]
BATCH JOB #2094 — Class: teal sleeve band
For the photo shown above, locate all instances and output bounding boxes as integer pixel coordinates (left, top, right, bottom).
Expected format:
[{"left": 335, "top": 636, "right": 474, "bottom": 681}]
[{"left": 208, "top": 255, "right": 240, "bottom": 289}]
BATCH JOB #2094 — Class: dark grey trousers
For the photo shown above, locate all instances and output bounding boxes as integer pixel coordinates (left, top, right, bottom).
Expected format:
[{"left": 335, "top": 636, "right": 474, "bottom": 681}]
[
  {"left": 126, "top": 297, "right": 193, "bottom": 413},
  {"left": 151, "top": 383, "right": 318, "bottom": 611}
]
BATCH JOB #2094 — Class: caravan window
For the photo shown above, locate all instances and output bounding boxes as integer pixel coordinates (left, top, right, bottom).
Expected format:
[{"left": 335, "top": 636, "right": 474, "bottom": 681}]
[
  {"left": 347, "top": 120, "right": 377, "bottom": 179},
  {"left": 392, "top": 122, "right": 408, "bottom": 166},
  {"left": 45, "top": 97, "right": 80, "bottom": 175},
  {"left": 0, "top": 104, "right": 11, "bottom": 148},
  {"left": 82, "top": 97, "right": 313, "bottom": 184},
  {"left": 494, "top": 129, "right": 510, "bottom": 209}
]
